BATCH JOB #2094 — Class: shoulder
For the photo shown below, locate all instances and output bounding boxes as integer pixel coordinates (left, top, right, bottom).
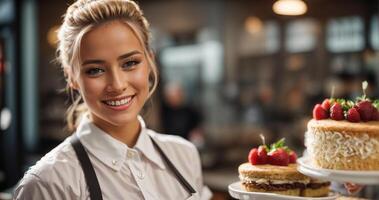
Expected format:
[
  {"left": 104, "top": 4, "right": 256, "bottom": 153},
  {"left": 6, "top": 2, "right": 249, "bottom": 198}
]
[
  {"left": 14, "top": 137, "right": 83, "bottom": 199},
  {"left": 27, "top": 137, "right": 80, "bottom": 179}
]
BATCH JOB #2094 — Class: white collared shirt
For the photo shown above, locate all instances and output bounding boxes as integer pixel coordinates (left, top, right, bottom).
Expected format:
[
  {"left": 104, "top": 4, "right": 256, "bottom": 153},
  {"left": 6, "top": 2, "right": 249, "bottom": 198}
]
[{"left": 13, "top": 116, "right": 212, "bottom": 200}]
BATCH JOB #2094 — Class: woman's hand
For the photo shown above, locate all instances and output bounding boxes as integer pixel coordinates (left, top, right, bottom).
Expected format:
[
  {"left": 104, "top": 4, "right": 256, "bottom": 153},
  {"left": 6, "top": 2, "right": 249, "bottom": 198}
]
[{"left": 344, "top": 182, "right": 364, "bottom": 194}]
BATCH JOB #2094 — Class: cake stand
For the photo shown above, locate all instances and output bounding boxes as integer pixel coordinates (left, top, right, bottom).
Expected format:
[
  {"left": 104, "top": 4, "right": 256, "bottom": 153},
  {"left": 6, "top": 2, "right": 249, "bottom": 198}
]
[
  {"left": 297, "top": 157, "right": 379, "bottom": 185},
  {"left": 228, "top": 181, "right": 339, "bottom": 200}
]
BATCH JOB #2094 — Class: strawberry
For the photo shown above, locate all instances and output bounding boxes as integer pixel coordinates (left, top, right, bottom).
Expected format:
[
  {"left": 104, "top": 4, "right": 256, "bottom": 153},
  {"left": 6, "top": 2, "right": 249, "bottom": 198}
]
[
  {"left": 330, "top": 103, "right": 344, "bottom": 120},
  {"left": 268, "top": 148, "right": 289, "bottom": 166},
  {"left": 372, "top": 108, "right": 379, "bottom": 121},
  {"left": 288, "top": 151, "right": 297, "bottom": 163},
  {"left": 257, "top": 145, "right": 268, "bottom": 164},
  {"left": 356, "top": 100, "right": 375, "bottom": 121},
  {"left": 347, "top": 107, "right": 360, "bottom": 122},
  {"left": 313, "top": 104, "right": 328, "bottom": 120},
  {"left": 321, "top": 99, "right": 331, "bottom": 111},
  {"left": 248, "top": 148, "right": 259, "bottom": 165}
]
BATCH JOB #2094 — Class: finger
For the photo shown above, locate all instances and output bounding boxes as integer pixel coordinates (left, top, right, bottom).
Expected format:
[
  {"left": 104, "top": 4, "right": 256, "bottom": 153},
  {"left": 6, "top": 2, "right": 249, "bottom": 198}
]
[{"left": 344, "top": 183, "right": 363, "bottom": 194}]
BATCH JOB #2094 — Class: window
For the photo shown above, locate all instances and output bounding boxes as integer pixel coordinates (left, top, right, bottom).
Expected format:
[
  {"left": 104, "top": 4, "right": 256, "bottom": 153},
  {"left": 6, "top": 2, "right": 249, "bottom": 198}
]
[
  {"left": 239, "top": 20, "right": 279, "bottom": 56},
  {"left": 285, "top": 18, "right": 319, "bottom": 53},
  {"left": 326, "top": 16, "right": 364, "bottom": 52},
  {"left": 370, "top": 15, "right": 379, "bottom": 50}
]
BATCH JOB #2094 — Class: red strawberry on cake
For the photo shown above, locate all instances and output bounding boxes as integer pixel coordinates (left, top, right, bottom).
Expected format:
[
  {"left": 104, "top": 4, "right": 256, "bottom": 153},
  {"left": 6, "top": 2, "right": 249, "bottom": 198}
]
[
  {"left": 306, "top": 81, "right": 379, "bottom": 170},
  {"left": 239, "top": 138, "right": 330, "bottom": 197}
]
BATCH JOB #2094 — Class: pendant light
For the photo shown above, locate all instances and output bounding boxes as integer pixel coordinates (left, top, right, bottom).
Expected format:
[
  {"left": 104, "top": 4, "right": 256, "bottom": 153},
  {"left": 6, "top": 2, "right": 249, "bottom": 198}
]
[{"left": 273, "top": 0, "right": 307, "bottom": 16}]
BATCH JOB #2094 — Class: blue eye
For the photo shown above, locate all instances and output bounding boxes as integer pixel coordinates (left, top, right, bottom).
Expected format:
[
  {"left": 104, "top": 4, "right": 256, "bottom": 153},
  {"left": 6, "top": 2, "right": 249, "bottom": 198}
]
[
  {"left": 85, "top": 68, "right": 104, "bottom": 76},
  {"left": 122, "top": 60, "right": 140, "bottom": 70}
]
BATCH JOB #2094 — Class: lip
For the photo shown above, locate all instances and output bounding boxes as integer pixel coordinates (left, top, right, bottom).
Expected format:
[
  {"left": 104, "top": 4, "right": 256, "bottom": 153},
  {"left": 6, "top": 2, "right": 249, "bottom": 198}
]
[{"left": 101, "top": 95, "right": 135, "bottom": 111}]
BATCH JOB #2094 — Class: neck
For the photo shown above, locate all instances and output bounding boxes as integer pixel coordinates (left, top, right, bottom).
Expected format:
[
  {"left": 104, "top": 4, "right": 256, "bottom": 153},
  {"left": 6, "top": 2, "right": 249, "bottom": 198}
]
[{"left": 91, "top": 115, "right": 141, "bottom": 147}]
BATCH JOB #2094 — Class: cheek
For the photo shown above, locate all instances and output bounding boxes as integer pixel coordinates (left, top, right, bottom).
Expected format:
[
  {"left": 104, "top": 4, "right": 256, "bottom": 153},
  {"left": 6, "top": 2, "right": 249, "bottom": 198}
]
[
  {"left": 78, "top": 77, "right": 105, "bottom": 100},
  {"left": 133, "top": 67, "right": 150, "bottom": 94}
]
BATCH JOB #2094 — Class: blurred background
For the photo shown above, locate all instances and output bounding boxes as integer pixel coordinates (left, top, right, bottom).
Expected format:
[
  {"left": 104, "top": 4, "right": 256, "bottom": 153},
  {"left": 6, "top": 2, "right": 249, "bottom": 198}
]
[{"left": 0, "top": 0, "right": 379, "bottom": 199}]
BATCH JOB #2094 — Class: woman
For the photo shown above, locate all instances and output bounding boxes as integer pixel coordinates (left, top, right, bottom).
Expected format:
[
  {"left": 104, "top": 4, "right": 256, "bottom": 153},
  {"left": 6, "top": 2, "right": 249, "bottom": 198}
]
[{"left": 14, "top": 0, "right": 212, "bottom": 199}]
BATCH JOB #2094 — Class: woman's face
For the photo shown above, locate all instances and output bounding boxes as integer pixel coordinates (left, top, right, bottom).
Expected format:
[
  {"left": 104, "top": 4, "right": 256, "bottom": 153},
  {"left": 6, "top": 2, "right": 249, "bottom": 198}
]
[{"left": 74, "top": 20, "right": 150, "bottom": 128}]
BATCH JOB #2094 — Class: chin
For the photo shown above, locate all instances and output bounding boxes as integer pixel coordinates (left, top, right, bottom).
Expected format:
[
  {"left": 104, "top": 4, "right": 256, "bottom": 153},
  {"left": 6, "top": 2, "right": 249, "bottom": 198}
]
[{"left": 106, "top": 112, "right": 139, "bottom": 126}]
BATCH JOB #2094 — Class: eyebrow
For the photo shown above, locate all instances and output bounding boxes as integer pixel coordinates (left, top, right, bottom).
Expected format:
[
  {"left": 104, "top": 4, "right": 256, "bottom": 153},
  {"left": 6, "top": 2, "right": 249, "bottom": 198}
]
[{"left": 81, "top": 50, "right": 142, "bottom": 65}]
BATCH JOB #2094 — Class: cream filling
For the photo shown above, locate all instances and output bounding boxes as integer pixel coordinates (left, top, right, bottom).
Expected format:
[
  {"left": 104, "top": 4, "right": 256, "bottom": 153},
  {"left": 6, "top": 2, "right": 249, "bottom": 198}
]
[
  {"left": 239, "top": 175, "right": 310, "bottom": 185},
  {"left": 305, "top": 129, "right": 379, "bottom": 162}
]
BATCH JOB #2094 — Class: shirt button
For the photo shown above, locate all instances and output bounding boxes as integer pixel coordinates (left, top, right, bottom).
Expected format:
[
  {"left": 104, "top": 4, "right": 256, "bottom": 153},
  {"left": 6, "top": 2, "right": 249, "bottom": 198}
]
[
  {"left": 127, "top": 151, "right": 134, "bottom": 158},
  {"left": 112, "top": 160, "right": 117, "bottom": 165},
  {"left": 138, "top": 171, "right": 145, "bottom": 179}
]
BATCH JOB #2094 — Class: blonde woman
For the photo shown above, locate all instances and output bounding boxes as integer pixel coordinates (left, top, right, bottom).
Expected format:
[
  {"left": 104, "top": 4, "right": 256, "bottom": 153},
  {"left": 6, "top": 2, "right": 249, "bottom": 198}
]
[{"left": 13, "top": 0, "right": 212, "bottom": 199}]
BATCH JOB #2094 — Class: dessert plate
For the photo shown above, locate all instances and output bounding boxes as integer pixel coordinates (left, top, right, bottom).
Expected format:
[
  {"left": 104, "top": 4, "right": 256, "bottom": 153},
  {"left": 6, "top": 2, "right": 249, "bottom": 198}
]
[
  {"left": 297, "top": 157, "right": 379, "bottom": 185},
  {"left": 228, "top": 181, "right": 338, "bottom": 200}
]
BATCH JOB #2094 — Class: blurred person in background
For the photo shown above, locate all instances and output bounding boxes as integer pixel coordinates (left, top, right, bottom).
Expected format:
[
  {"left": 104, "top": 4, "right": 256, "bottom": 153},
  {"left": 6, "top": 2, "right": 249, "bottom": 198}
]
[
  {"left": 13, "top": 0, "right": 211, "bottom": 199},
  {"left": 161, "top": 82, "right": 204, "bottom": 148}
]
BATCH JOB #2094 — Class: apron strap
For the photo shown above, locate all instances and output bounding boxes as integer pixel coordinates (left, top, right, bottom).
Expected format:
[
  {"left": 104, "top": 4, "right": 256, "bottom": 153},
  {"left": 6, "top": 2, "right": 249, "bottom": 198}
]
[
  {"left": 70, "top": 135, "right": 103, "bottom": 200},
  {"left": 70, "top": 134, "right": 196, "bottom": 198},
  {"left": 149, "top": 135, "right": 197, "bottom": 194}
]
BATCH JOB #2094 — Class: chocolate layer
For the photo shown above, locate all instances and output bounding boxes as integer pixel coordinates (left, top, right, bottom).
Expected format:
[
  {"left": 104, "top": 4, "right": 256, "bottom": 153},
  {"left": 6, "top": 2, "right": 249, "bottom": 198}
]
[
  {"left": 242, "top": 181, "right": 306, "bottom": 191},
  {"left": 306, "top": 182, "right": 331, "bottom": 189}
]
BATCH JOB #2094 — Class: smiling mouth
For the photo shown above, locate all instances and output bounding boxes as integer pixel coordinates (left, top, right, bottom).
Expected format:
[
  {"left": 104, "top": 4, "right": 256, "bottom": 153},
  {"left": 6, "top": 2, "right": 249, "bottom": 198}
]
[{"left": 102, "top": 95, "right": 134, "bottom": 107}]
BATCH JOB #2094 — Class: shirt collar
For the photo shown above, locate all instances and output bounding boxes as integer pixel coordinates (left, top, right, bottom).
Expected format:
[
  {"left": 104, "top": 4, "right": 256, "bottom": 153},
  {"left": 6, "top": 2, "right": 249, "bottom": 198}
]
[
  {"left": 135, "top": 117, "right": 166, "bottom": 170},
  {"left": 75, "top": 115, "right": 165, "bottom": 171}
]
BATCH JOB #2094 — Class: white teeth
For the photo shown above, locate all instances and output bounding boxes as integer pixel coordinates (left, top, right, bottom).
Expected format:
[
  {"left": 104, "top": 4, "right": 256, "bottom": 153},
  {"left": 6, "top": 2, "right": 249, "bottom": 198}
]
[{"left": 105, "top": 96, "right": 132, "bottom": 106}]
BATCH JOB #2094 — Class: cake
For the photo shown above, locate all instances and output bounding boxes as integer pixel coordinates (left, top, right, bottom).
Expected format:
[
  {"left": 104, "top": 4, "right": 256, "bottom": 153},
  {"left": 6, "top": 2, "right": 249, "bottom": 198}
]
[
  {"left": 306, "top": 119, "right": 379, "bottom": 170},
  {"left": 239, "top": 138, "right": 330, "bottom": 197},
  {"left": 239, "top": 163, "right": 310, "bottom": 196},
  {"left": 301, "top": 178, "right": 331, "bottom": 197},
  {"left": 306, "top": 82, "right": 379, "bottom": 170}
]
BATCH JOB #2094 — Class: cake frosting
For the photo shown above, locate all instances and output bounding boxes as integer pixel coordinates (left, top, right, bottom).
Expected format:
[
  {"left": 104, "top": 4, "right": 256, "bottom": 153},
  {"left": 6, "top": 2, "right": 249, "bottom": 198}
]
[{"left": 306, "top": 119, "right": 379, "bottom": 170}]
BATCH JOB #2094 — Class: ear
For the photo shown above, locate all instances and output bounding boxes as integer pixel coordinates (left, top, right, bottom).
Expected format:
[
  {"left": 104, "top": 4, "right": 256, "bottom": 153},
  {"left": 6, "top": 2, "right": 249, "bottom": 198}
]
[
  {"left": 69, "top": 80, "right": 80, "bottom": 90},
  {"left": 64, "top": 68, "right": 80, "bottom": 90}
]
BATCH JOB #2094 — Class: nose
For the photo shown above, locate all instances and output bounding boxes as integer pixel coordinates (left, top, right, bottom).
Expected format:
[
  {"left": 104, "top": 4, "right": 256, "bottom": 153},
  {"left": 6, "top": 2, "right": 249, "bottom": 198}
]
[{"left": 106, "top": 69, "right": 127, "bottom": 93}]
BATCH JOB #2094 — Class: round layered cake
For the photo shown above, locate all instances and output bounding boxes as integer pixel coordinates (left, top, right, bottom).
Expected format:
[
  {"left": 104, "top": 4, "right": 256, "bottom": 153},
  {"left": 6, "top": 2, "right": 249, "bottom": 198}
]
[
  {"left": 239, "top": 163, "right": 310, "bottom": 196},
  {"left": 306, "top": 119, "right": 379, "bottom": 170},
  {"left": 239, "top": 163, "right": 331, "bottom": 197},
  {"left": 240, "top": 138, "right": 330, "bottom": 197}
]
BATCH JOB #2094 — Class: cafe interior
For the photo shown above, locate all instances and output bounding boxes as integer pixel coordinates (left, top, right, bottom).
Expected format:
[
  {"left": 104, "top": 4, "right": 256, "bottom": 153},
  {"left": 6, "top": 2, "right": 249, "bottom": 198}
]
[{"left": 1, "top": 0, "right": 379, "bottom": 199}]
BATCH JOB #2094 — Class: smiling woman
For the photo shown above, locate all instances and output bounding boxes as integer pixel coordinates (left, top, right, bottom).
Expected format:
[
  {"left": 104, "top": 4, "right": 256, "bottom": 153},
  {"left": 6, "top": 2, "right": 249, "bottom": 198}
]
[
  {"left": 75, "top": 21, "right": 151, "bottom": 145},
  {"left": 13, "top": 0, "right": 212, "bottom": 200}
]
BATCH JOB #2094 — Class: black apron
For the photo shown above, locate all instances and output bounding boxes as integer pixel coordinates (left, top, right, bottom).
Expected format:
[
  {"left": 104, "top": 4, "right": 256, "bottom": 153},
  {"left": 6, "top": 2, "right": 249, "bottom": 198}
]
[{"left": 70, "top": 135, "right": 196, "bottom": 200}]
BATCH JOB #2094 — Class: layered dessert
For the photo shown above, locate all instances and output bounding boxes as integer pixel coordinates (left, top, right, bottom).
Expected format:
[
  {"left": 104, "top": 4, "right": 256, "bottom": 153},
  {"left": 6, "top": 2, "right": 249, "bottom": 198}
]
[
  {"left": 239, "top": 163, "right": 309, "bottom": 196},
  {"left": 306, "top": 83, "right": 379, "bottom": 170},
  {"left": 239, "top": 139, "right": 330, "bottom": 197},
  {"left": 302, "top": 178, "right": 331, "bottom": 197}
]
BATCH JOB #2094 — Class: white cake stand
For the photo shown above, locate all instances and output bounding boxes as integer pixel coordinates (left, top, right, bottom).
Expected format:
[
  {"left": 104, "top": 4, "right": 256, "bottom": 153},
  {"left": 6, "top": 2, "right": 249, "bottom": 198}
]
[
  {"left": 228, "top": 181, "right": 339, "bottom": 200},
  {"left": 297, "top": 157, "right": 379, "bottom": 185}
]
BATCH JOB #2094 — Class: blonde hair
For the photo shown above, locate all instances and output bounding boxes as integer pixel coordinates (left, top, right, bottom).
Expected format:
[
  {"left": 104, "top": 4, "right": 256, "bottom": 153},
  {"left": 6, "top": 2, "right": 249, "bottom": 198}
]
[{"left": 57, "top": 0, "right": 159, "bottom": 132}]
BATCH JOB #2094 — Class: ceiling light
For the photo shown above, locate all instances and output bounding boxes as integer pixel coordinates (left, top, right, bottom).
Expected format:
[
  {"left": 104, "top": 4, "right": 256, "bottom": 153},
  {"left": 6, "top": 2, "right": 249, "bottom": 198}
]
[
  {"left": 245, "top": 16, "right": 263, "bottom": 35},
  {"left": 273, "top": 0, "right": 307, "bottom": 16}
]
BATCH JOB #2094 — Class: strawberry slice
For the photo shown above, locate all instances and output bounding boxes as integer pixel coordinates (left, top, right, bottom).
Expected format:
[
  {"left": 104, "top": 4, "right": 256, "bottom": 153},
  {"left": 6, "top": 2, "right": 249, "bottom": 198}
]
[
  {"left": 330, "top": 103, "right": 344, "bottom": 120},
  {"left": 313, "top": 104, "right": 328, "bottom": 120},
  {"left": 257, "top": 145, "right": 268, "bottom": 164},
  {"left": 347, "top": 108, "right": 360, "bottom": 122},
  {"left": 372, "top": 108, "right": 379, "bottom": 121},
  {"left": 321, "top": 99, "right": 331, "bottom": 111},
  {"left": 356, "top": 100, "right": 375, "bottom": 121},
  {"left": 289, "top": 151, "right": 297, "bottom": 163},
  {"left": 248, "top": 148, "right": 259, "bottom": 165},
  {"left": 268, "top": 148, "right": 289, "bottom": 166}
]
